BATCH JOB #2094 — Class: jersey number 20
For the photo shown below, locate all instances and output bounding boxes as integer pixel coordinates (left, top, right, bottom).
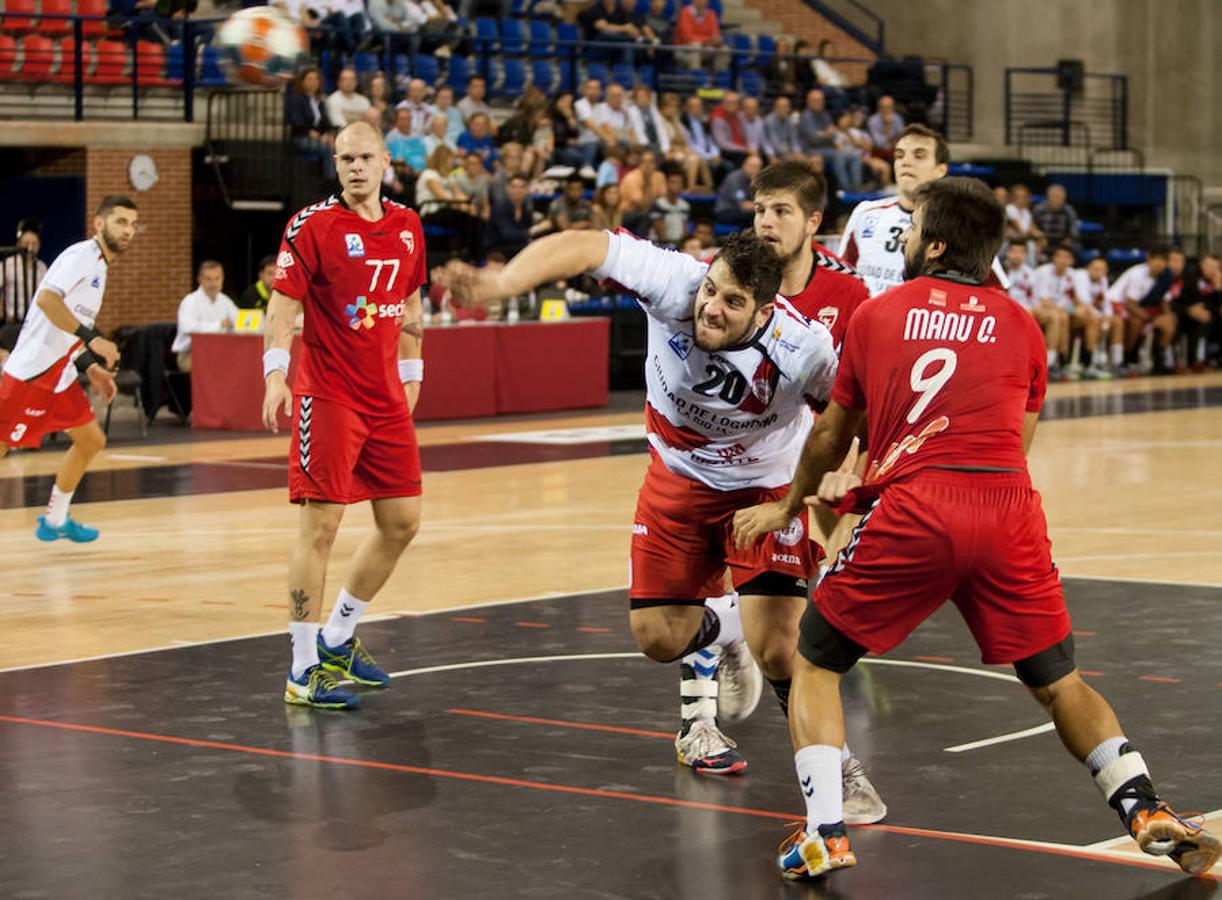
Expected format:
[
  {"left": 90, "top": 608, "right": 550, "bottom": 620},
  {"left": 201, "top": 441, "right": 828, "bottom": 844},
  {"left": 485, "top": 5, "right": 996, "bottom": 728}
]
[{"left": 906, "top": 348, "right": 957, "bottom": 424}]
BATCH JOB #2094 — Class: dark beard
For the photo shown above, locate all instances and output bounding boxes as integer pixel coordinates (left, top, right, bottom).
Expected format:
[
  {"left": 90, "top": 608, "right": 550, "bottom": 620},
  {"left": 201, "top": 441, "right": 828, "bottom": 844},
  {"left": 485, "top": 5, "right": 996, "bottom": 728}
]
[
  {"left": 902, "top": 237, "right": 930, "bottom": 281},
  {"left": 99, "top": 226, "right": 124, "bottom": 254}
]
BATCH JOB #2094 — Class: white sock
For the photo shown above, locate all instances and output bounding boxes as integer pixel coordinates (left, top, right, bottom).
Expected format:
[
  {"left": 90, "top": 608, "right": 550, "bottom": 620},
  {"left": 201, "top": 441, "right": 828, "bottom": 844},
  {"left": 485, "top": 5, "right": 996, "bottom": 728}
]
[
  {"left": 1046, "top": 348, "right": 1057, "bottom": 368},
  {"left": 706, "top": 593, "right": 744, "bottom": 647},
  {"left": 680, "top": 645, "right": 719, "bottom": 726},
  {"left": 321, "top": 588, "right": 367, "bottom": 648},
  {"left": 840, "top": 744, "right": 852, "bottom": 765},
  {"left": 1163, "top": 346, "right": 1174, "bottom": 368},
  {"left": 1085, "top": 736, "right": 1127, "bottom": 775},
  {"left": 289, "top": 622, "right": 321, "bottom": 679},
  {"left": 1110, "top": 343, "right": 1124, "bottom": 367},
  {"left": 46, "top": 486, "right": 72, "bottom": 528},
  {"left": 795, "top": 744, "right": 844, "bottom": 833}
]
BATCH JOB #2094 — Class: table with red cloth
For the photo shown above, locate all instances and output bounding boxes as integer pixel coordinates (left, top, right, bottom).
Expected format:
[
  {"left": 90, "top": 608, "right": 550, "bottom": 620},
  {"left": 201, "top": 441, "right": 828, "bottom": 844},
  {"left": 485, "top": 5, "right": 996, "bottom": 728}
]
[{"left": 190, "top": 319, "right": 610, "bottom": 430}]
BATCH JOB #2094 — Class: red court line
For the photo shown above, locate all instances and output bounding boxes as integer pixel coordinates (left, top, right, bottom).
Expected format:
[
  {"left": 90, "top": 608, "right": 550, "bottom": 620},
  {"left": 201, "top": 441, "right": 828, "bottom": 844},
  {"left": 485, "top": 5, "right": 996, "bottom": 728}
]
[
  {"left": 0, "top": 713, "right": 1213, "bottom": 882},
  {"left": 1080, "top": 670, "right": 1104, "bottom": 677},
  {"left": 514, "top": 622, "right": 550, "bottom": 629},
  {"left": 449, "top": 616, "right": 486, "bottom": 623},
  {"left": 576, "top": 626, "right": 611, "bottom": 633},
  {"left": 1139, "top": 676, "right": 1182, "bottom": 684},
  {"left": 447, "top": 708, "right": 672, "bottom": 739}
]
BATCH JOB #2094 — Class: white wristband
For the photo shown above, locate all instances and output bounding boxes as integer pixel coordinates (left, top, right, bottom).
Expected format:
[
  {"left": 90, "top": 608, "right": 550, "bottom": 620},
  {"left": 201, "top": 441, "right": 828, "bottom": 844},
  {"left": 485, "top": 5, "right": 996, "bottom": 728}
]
[
  {"left": 263, "top": 348, "right": 290, "bottom": 379},
  {"left": 399, "top": 358, "right": 424, "bottom": 383}
]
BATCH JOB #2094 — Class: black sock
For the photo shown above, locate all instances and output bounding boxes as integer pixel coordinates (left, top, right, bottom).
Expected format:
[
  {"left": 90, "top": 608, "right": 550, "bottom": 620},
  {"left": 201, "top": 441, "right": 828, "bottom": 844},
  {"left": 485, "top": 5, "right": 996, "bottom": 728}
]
[{"left": 768, "top": 677, "right": 792, "bottom": 718}]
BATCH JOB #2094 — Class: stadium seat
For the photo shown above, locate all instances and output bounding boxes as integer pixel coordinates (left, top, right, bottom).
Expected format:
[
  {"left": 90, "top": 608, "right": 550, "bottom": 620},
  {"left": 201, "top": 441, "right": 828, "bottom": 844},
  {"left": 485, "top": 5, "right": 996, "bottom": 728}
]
[
  {"left": 754, "top": 33, "right": 775, "bottom": 68},
  {"left": 729, "top": 32, "right": 752, "bottom": 67},
  {"left": 446, "top": 54, "right": 471, "bottom": 92},
  {"left": 411, "top": 53, "right": 440, "bottom": 83},
  {"left": 585, "top": 62, "right": 607, "bottom": 86},
  {"left": 474, "top": 17, "right": 499, "bottom": 54},
  {"left": 1107, "top": 248, "right": 1146, "bottom": 266},
  {"left": 611, "top": 63, "right": 633, "bottom": 89},
  {"left": 21, "top": 34, "right": 55, "bottom": 80},
  {"left": 2, "top": 0, "right": 37, "bottom": 33},
  {"left": 712, "top": 69, "right": 732, "bottom": 89},
  {"left": 38, "top": 0, "right": 72, "bottom": 37},
  {"left": 501, "top": 19, "right": 527, "bottom": 55},
  {"left": 557, "top": 59, "right": 576, "bottom": 92},
  {"left": 393, "top": 53, "right": 410, "bottom": 76},
  {"left": 527, "top": 19, "right": 551, "bottom": 57},
  {"left": 135, "top": 39, "right": 165, "bottom": 85},
  {"left": 90, "top": 39, "right": 128, "bottom": 84},
  {"left": 496, "top": 57, "right": 525, "bottom": 96},
  {"left": 0, "top": 35, "right": 19, "bottom": 79},
  {"left": 165, "top": 41, "right": 183, "bottom": 82},
  {"left": 199, "top": 44, "right": 226, "bottom": 86},
  {"left": 738, "top": 69, "right": 762, "bottom": 97},
  {"left": 54, "top": 37, "right": 92, "bottom": 82},
  {"left": 555, "top": 21, "right": 578, "bottom": 56},
  {"left": 529, "top": 59, "right": 553, "bottom": 93},
  {"left": 636, "top": 63, "right": 653, "bottom": 88},
  {"left": 509, "top": 0, "right": 528, "bottom": 15},
  {"left": 77, "top": 0, "right": 107, "bottom": 38},
  {"left": 352, "top": 51, "right": 377, "bottom": 73}
]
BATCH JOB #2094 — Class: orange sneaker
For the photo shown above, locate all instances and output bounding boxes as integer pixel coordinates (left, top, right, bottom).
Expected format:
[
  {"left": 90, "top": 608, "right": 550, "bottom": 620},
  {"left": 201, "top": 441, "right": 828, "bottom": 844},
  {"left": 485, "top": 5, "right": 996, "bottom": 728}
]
[
  {"left": 777, "top": 823, "right": 857, "bottom": 880},
  {"left": 1128, "top": 802, "right": 1221, "bottom": 876}
]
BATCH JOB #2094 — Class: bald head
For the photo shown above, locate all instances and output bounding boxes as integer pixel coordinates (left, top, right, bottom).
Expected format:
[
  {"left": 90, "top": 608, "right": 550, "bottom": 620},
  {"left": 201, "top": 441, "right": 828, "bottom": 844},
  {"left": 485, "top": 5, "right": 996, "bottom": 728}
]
[
  {"left": 334, "top": 121, "right": 389, "bottom": 202},
  {"left": 337, "top": 120, "right": 386, "bottom": 152}
]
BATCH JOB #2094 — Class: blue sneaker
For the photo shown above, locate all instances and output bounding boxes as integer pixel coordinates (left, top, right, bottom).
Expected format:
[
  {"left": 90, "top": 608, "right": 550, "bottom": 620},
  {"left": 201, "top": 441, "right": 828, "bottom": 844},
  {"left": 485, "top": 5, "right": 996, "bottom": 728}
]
[
  {"left": 284, "top": 664, "right": 360, "bottom": 709},
  {"left": 318, "top": 635, "right": 390, "bottom": 687},
  {"left": 36, "top": 515, "right": 99, "bottom": 543},
  {"left": 777, "top": 823, "right": 856, "bottom": 880}
]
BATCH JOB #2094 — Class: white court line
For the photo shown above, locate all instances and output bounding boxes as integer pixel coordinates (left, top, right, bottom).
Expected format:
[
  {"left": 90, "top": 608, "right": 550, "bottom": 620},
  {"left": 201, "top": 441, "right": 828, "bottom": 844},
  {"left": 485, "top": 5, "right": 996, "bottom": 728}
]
[
  {"left": 1058, "top": 573, "right": 1222, "bottom": 590},
  {"left": 1058, "top": 551, "right": 1222, "bottom": 563},
  {"left": 104, "top": 453, "right": 168, "bottom": 462},
  {"left": 943, "top": 722, "right": 1057, "bottom": 753}
]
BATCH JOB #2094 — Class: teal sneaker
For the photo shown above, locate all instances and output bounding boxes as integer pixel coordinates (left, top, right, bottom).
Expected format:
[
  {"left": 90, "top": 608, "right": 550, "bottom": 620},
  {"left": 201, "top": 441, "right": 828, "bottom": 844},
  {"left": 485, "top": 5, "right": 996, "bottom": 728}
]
[
  {"left": 36, "top": 515, "right": 99, "bottom": 543},
  {"left": 284, "top": 664, "right": 360, "bottom": 709},
  {"left": 318, "top": 635, "right": 390, "bottom": 687}
]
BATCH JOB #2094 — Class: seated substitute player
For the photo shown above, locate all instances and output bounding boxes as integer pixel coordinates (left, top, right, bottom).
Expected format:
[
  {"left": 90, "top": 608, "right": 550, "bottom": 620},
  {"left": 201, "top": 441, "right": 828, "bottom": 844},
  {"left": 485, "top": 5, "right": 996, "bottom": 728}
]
[
  {"left": 440, "top": 228, "right": 839, "bottom": 777},
  {"left": 733, "top": 177, "right": 1220, "bottom": 881},
  {"left": 262, "top": 121, "right": 427, "bottom": 710},
  {"left": 0, "top": 195, "right": 135, "bottom": 541},
  {"left": 1078, "top": 255, "right": 1126, "bottom": 374}
]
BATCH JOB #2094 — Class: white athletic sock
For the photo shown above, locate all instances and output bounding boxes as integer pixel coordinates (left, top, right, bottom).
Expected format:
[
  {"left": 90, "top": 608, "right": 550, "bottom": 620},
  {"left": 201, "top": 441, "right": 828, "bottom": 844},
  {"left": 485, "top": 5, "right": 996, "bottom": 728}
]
[
  {"left": 1046, "top": 348, "right": 1057, "bottom": 368},
  {"left": 1163, "top": 346, "right": 1174, "bottom": 368},
  {"left": 795, "top": 744, "right": 844, "bottom": 833},
  {"left": 45, "top": 486, "right": 72, "bottom": 528},
  {"left": 680, "top": 645, "right": 719, "bottom": 726},
  {"left": 706, "top": 593, "right": 744, "bottom": 647},
  {"left": 321, "top": 588, "right": 367, "bottom": 648},
  {"left": 840, "top": 744, "right": 852, "bottom": 765},
  {"left": 1110, "top": 342, "right": 1125, "bottom": 367},
  {"left": 289, "top": 622, "right": 321, "bottom": 679},
  {"left": 1085, "top": 736, "right": 1127, "bottom": 774}
]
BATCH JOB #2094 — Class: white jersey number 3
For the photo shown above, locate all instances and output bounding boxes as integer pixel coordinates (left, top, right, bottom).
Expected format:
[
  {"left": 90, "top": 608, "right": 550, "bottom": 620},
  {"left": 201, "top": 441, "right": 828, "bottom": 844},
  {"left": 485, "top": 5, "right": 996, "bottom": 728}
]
[{"left": 907, "top": 348, "right": 957, "bottom": 424}]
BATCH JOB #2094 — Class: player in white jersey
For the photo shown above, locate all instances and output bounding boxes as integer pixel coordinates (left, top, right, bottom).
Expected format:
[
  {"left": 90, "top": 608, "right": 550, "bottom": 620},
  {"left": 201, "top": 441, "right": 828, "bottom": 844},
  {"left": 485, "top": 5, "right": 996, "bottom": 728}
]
[
  {"left": 1107, "top": 248, "right": 1178, "bottom": 373},
  {"left": 1035, "top": 245, "right": 1108, "bottom": 379},
  {"left": 838, "top": 124, "right": 1008, "bottom": 297},
  {"left": 1079, "top": 255, "right": 1127, "bottom": 373},
  {"left": 0, "top": 196, "right": 136, "bottom": 541},
  {"left": 441, "top": 229, "right": 839, "bottom": 775}
]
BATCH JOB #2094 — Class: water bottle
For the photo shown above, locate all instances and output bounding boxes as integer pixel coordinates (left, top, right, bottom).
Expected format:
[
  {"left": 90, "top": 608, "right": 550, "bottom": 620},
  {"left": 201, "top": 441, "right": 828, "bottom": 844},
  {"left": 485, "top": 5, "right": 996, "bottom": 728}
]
[{"left": 507, "top": 295, "right": 520, "bottom": 324}]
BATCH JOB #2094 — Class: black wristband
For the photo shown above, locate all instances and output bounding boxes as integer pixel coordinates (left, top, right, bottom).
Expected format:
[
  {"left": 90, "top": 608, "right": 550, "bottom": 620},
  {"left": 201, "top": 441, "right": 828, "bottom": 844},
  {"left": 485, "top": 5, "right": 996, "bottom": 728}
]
[
  {"left": 74, "top": 323, "right": 101, "bottom": 344},
  {"left": 73, "top": 350, "right": 100, "bottom": 374}
]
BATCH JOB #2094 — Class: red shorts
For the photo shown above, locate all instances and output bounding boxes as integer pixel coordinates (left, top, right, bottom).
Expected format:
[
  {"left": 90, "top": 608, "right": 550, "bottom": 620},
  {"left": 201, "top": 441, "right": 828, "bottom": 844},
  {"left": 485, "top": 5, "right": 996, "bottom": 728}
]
[
  {"left": 629, "top": 452, "right": 817, "bottom": 600},
  {"left": 0, "top": 368, "right": 94, "bottom": 448},
  {"left": 289, "top": 395, "right": 421, "bottom": 504},
  {"left": 814, "top": 469, "right": 1071, "bottom": 664}
]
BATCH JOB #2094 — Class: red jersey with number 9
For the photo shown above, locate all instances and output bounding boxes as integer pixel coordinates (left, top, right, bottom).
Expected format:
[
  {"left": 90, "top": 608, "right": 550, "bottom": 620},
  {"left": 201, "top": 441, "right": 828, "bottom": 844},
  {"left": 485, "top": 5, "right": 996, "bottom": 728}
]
[
  {"left": 831, "top": 274, "right": 1048, "bottom": 487},
  {"left": 273, "top": 196, "right": 426, "bottom": 417}
]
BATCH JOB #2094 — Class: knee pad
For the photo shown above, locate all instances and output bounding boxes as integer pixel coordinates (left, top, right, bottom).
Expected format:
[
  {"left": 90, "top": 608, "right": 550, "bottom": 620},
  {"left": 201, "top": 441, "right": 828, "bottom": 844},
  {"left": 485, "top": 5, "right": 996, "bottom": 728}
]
[
  {"left": 737, "top": 571, "right": 809, "bottom": 598},
  {"left": 1013, "top": 635, "right": 1077, "bottom": 688},
  {"left": 796, "top": 604, "right": 867, "bottom": 674}
]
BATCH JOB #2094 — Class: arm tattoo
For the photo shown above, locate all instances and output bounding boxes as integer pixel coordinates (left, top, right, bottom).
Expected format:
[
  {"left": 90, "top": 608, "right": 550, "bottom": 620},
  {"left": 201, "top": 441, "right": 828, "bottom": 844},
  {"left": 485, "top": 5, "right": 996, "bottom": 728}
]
[
  {"left": 401, "top": 320, "right": 423, "bottom": 339},
  {"left": 290, "top": 588, "right": 310, "bottom": 620}
]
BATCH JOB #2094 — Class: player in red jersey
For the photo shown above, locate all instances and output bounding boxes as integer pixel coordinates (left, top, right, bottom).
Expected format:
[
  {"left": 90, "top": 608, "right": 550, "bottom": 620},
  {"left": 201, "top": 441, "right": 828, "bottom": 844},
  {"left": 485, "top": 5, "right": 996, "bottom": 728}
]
[
  {"left": 734, "top": 178, "right": 1219, "bottom": 881},
  {"left": 262, "top": 121, "right": 427, "bottom": 710}
]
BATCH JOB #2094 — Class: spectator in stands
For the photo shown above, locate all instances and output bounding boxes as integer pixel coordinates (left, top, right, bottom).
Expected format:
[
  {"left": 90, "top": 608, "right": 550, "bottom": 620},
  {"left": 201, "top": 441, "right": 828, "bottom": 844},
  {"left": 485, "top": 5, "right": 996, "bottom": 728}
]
[
  {"left": 714, "top": 152, "right": 761, "bottom": 228},
  {"left": 402, "top": 0, "right": 463, "bottom": 55},
  {"left": 738, "top": 96, "right": 776, "bottom": 165},
  {"left": 548, "top": 173, "right": 595, "bottom": 231},
  {"left": 641, "top": 0, "right": 672, "bottom": 61},
  {"left": 993, "top": 184, "right": 1009, "bottom": 207},
  {"left": 458, "top": 76, "right": 493, "bottom": 126},
  {"left": 680, "top": 95, "right": 725, "bottom": 181},
  {"left": 578, "top": 0, "right": 642, "bottom": 66},
  {"left": 1006, "top": 183, "right": 1043, "bottom": 264},
  {"left": 692, "top": 218, "right": 716, "bottom": 254},
  {"left": 618, "top": 147, "right": 667, "bottom": 236},
  {"left": 836, "top": 109, "right": 885, "bottom": 188},
  {"left": 430, "top": 85, "right": 466, "bottom": 144},
  {"left": 595, "top": 142, "right": 625, "bottom": 187},
  {"left": 171, "top": 261, "right": 238, "bottom": 374},
  {"left": 813, "top": 39, "right": 846, "bottom": 87},
  {"left": 498, "top": 96, "right": 547, "bottom": 179},
  {"left": 674, "top": 0, "right": 726, "bottom": 71},
  {"left": 867, "top": 94, "right": 904, "bottom": 159},
  {"left": 764, "top": 95, "right": 801, "bottom": 161},
  {"left": 591, "top": 184, "right": 623, "bottom": 231},
  {"left": 790, "top": 39, "right": 819, "bottom": 95},
  {"left": 658, "top": 92, "right": 711, "bottom": 192},
  {"left": 367, "top": 0, "right": 421, "bottom": 55},
  {"left": 1033, "top": 183, "right": 1080, "bottom": 250},
  {"left": 490, "top": 143, "right": 528, "bottom": 206},
  {"left": 418, "top": 145, "right": 482, "bottom": 257},
  {"left": 2, "top": 220, "right": 46, "bottom": 326},
  {"left": 798, "top": 88, "right": 857, "bottom": 191},
  {"left": 321, "top": 0, "right": 369, "bottom": 54},
  {"left": 627, "top": 85, "right": 669, "bottom": 156},
  {"left": 363, "top": 72, "right": 394, "bottom": 132},
  {"left": 456, "top": 151, "right": 493, "bottom": 219},
  {"left": 680, "top": 234, "right": 704, "bottom": 259},
  {"left": 325, "top": 68, "right": 372, "bottom": 127},
  {"left": 766, "top": 37, "right": 799, "bottom": 97},
  {"left": 573, "top": 79, "right": 606, "bottom": 175},
  {"left": 459, "top": 113, "right": 499, "bottom": 171},
  {"left": 396, "top": 78, "right": 433, "bottom": 135},
  {"left": 710, "top": 91, "right": 749, "bottom": 165},
  {"left": 593, "top": 83, "right": 634, "bottom": 148},
  {"left": 651, "top": 170, "right": 691, "bottom": 246},
  {"left": 386, "top": 107, "right": 429, "bottom": 183},
  {"left": 238, "top": 256, "right": 277, "bottom": 311},
  {"left": 423, "top": 113, "right": 457, "bottom": 157},
  {"left": 484, "top": 174, "right": 547, "bottom": 259},
  {"left": 549, "top": 92, "right": 592, "bottom": 172},
  {"left": 287, "top": 67, "right": 336, "bottom": 176},
  {"left": 1002, "top": 240, "right": 1036, "bottom": 307},
  {"left": 529, "top": 105, "right": 555, "bottom": 180}
]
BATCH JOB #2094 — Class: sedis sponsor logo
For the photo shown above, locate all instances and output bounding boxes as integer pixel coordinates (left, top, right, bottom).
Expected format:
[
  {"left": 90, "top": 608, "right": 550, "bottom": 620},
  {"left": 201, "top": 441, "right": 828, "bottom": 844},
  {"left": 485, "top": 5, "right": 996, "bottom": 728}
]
[{"left": 345, "top": 296, "right": 405, "bottom": 330}]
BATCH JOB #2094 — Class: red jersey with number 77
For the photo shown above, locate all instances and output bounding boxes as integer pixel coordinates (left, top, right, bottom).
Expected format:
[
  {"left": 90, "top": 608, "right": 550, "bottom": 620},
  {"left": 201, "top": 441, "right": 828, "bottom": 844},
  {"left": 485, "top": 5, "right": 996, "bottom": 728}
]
[
  {"left": 273, "top": 195, "right": 426, "bottom": 417},
  {"left": 830, "top": 274, "right": 1048, "bottom": 486}
]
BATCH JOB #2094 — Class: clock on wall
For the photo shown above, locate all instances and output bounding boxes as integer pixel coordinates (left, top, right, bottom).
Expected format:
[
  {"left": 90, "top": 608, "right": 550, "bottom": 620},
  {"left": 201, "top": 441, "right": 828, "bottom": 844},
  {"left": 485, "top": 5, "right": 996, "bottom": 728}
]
[{"left": 127, "top": 154, "right": 159, "bottom": 192}]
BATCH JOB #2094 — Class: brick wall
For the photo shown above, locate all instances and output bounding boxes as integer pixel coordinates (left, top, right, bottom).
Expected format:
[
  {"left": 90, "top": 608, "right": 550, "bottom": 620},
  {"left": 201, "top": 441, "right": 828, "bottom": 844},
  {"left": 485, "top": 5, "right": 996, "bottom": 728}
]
[
  {"left": 740, "top": 1, "right": 874, "bottom": 84},
  {"left": 85, "top": 148, "right": 193, "bottom": 331},
  {"left": 24, "top": 148, "right": 86, "bottom": 178}
]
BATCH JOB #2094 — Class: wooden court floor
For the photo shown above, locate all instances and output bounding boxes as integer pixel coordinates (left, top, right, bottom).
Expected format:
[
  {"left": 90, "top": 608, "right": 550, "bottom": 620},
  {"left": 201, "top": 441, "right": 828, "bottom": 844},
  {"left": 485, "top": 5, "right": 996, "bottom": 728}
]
[{"left": 1, "top": 372, "right": 1221, "bottom": 670}]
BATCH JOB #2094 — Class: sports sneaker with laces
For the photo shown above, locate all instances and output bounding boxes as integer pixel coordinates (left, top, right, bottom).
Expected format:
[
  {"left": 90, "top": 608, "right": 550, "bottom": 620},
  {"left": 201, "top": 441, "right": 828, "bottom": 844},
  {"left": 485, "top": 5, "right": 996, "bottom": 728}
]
[
  {"left": 716, "top": 639, "right": 762, "bottom": 722},
  {"left": 35, "top": 515, "right": 98, "bottom": 543},
  {"left": 777, "top": 823, "right": 856, "bottom": 880},
  {"left": 284, "top": 664, "right": 360, "bottom": 709},
  {"left": 842, "top": 755, "right": 887, "bottom": 825},
  {"left": 675, "top": 720, "right": 747, "bottom": 775},
  {"left": 317, "top": 635, "right": 390, "bottom": 687},
  {"left": 1127, "top": 801, "right": 1221, "bottom": 876}
]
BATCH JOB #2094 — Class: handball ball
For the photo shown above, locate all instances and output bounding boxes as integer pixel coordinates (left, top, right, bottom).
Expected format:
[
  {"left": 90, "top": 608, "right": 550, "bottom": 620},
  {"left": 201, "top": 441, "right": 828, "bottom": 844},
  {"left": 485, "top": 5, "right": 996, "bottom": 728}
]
[{"left": 215, "top": 6, "right": 308, "bottom": 88}]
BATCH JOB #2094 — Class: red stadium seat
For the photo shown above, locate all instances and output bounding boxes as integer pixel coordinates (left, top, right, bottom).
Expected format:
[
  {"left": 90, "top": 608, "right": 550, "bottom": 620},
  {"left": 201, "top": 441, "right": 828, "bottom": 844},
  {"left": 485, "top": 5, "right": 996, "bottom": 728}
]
[
  {"left": 20, "top": 34, "right": 55, "bottom": 79},
  {"left": 89, "top": 38, "right": 126, "bottom": 84},
  {"left": 38, "top": 0, "right": 72, "bottom": 36},
  {"left": 0, "top": 35, "right": 18, "bottom": 78},
  {"left": 55, "top": 36, "right": 94, "bottom": 82},
  {"left": 2, "top": 0, "right": 38, "bottom": 32},
  {"left": 135, "top": 39, "right": 164, "bottom": 85},
  {"left": 78, "top": 0, "right": 107, "bottom": 38}
]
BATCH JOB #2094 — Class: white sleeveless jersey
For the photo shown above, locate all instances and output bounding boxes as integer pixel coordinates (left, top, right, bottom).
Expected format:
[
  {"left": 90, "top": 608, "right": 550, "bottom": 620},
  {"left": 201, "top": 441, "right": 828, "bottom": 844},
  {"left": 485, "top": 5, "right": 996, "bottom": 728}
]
[
  {"left": 1079, "top": 270, "right": 1110, "bottom": 314},
  {"left": 6, "top": 238, "right": 109, "bottom": 391},
  {"left": 838, "top": 195, "right": 1009, "bottom": 297},
  {"left": 593, "top": 230, "right": 838, "bottom": 491},
  {"left": 1005, "top": 263, "right": 1037, "bottom": 309},
  {"left": 1033, "top": 263, "right": 1083, "bottom": 310}
]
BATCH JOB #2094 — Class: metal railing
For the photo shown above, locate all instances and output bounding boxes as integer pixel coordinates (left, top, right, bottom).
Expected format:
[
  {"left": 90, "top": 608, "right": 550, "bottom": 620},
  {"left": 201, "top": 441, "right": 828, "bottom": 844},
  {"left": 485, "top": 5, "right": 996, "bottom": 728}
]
[
  {"left": 800, "top": 0, "right": 884, "bottom": 53},
  {"left": 1005, "top": 66, "right": 1127, "bottom": 150},
  {"left": 205, "top": 89, "right": 291, "bottom": 210},
  {"left": 926, "top": 62, "right": 972, "bottom": 142}
]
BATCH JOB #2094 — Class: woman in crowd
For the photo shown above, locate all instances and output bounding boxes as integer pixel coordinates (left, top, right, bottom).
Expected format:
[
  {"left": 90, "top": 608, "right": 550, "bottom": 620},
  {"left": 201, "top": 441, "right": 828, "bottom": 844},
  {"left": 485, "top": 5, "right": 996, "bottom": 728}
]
[
  {"left": 659, "top": 92, "right": 712, "bottom": 192},
  {"left": 286, "top": 66, "right": 336, "bottom": 177},
  {"left": 548, "top": 92, "right": 585, "bottom": 170},
  {"left": 423, "top": 113, "right": 457, "bottom": 157},
  {"left": 416, "top": 145, "right": 480, "bottom": 258},
  {"left": 839, "top": 108, "right": 891, "bottom": 186},
  {"left": 591, "top": 183, "right": 623, "bottom": 232},
  {"left": 364, "top": 71, "right": 395, "bottom": 132},
  {"left": 431, "top": 85, "right": 466, "bottom": 144}
]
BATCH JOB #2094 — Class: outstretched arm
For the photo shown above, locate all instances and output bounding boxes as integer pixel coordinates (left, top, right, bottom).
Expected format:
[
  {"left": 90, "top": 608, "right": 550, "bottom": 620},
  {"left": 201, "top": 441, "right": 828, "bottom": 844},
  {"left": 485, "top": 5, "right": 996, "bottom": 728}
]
[{"left": 438, "top": 231, "right": 610, "bottom": 306}]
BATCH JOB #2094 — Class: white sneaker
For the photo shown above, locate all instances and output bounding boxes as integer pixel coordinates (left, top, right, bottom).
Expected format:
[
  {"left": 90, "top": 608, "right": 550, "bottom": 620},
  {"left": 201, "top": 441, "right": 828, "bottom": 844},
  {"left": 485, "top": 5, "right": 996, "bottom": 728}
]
[
  {"left": 841, "top": 755, "right": 887, "bottom": 824},
  {"left": 674, "top": 720, "right": 747, "bottom": 775},
  {"left": 578, "top": 164, "right": 597, "bottom": 180},
  {"left": 716, "top": 639, "right": 763, "bottom": 722}
]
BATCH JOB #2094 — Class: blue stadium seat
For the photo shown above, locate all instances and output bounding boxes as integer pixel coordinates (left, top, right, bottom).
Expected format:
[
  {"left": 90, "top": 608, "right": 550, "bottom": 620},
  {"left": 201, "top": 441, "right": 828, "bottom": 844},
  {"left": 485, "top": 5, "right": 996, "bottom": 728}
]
[
  {"left": 637, "top": 63, "right": 654, "bottom": 88},
  {"left": 353, "top": 51, "right": 377, "bottom": 73},
  {"left": 632, "top": 0, "right": 649, "bottom": 14},
  {"left": 738, "top": 69, "right": 763, "bottom": 97},
  {"left": 496, "top": 58, "right": 526, "bottom": 95},
  {"left": 446, "top": 55, "right": 472, "bottom": 91},
  {"left": 585, "top": 61, "right": 608, "bottom": 86},
  {"left": 729, "top": 31, "right": 752, "bottom": 67},
  {"left": 1078, "top": 220, "right": 1105, "bottom": 234},
  {"left": 680, "top": 0, "right": 720, "bottom": 16},
  {"left": 611, "top": 63, "right": 634, "bottom": 89},
  {"left": 501, "top": 19, "right": 528, "bottom": 55},
  {"left": 199, "top": 45, "right": 225, "bottom": 86},
  {"left": 474, "top": 17, "right": 499, "bottom": 53},
  {"left": 713, "top": 69, "right": 732, "bottom": 89},
  {"left": 412, "top": 54, "right": 440, "bottom": 83},
  {"left": 557, "top": 60, "right": 577, "bottom": 92},
  {"left": 530, "top": 60, "right": 554, "bottom": 93},
  {"left": 555, "top": 22, "right": 579, "bottom": 56},
  {"left": 527, "top": 19, "right": 552, "bottom": 57},
  {"left": 393, "top": 53, "right": 410, "bottom": 76},
  {"left": 754, "top": 33, "right": 775, "bottom": 68},
  {"left": 166, "top": 42, "right": 183, "bottom": 82},
  {"left": 1107, "top": 248, "right": 1146, "bottom": 266}
]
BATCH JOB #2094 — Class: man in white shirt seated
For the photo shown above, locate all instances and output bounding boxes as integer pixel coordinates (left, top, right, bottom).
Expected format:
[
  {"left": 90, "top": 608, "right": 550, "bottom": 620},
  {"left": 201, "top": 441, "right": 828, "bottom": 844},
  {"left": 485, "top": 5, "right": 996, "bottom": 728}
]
[
  {"left": 324, "top": 68, "right": 372, "bottom": 128},
  {"left": 172, "top": 260, "right": 240, "bottom": 373}
]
